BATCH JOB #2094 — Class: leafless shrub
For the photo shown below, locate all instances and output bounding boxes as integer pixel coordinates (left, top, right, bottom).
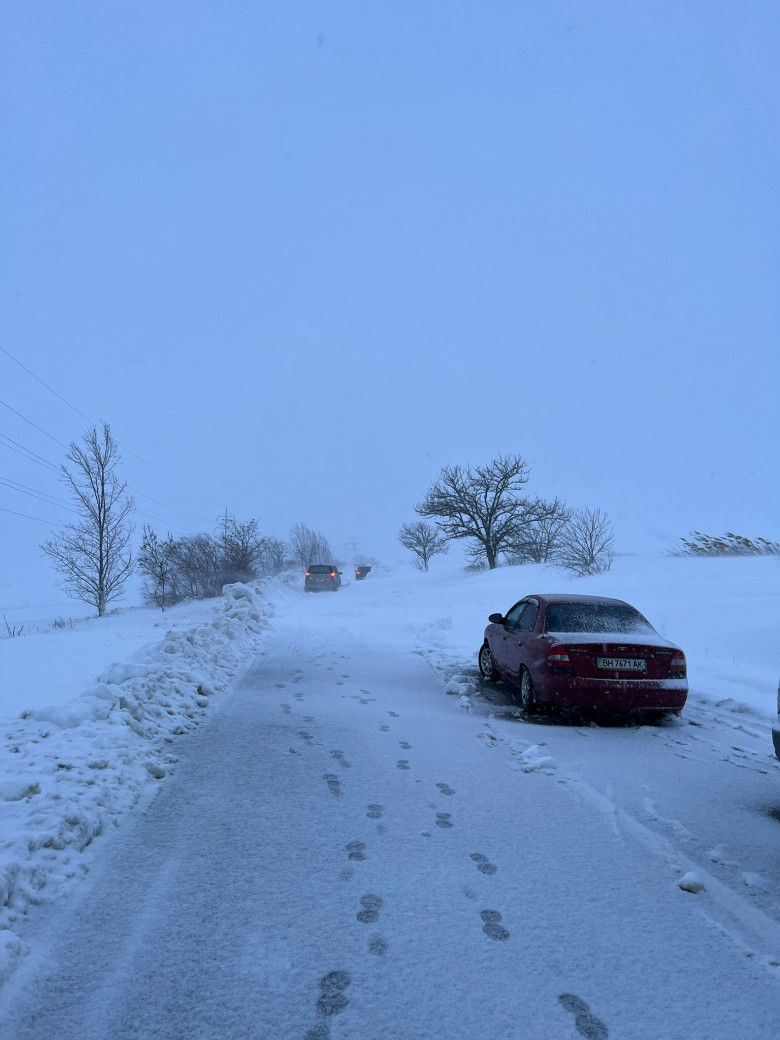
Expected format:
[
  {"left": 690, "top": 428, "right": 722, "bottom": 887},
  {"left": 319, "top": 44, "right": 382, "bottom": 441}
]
[
  {"left": 218, "top": 515, "right": 266, "bottom": 584},
  {"left": 555, "top": 507, "right": 615, "bottom": 576},
  {"left": 257, "top": 536, "right": 288, "bottom": 577},
  {"left": 138, "top": 526, "right": 179, "bottom": 610},
  {"left": 288, "top": 522, "right": 335, "bottom": 570}
]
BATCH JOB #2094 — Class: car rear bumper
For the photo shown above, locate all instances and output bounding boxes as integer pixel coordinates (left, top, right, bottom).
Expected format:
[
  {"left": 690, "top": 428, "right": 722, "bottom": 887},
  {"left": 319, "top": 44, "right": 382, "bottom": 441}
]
[
  {"left": 538, "top": 674, "right": 689, "bottom": 712},
  {"left": 772, "top": 724, "right": 780, "bottom": 761}
]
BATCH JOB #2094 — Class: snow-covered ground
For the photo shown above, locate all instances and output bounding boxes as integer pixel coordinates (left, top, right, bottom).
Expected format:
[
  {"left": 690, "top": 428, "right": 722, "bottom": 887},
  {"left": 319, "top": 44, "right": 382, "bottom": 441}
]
[
  {"left": 0, "top": 583, "right": 274, "bottom": 983},
  {"left": 1, "top": 554, "right": 779, "bottom": 1037}
]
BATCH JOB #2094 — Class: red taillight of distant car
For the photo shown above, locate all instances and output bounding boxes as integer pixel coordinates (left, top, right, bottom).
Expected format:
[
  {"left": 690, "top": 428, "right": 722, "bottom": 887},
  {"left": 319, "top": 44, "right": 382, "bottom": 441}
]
[
  {"left": 330, "top": 571, "right": 336, "bottom": 578},
  {"left": 305, "top": 572, "right": 310, "bottom": 578},
  {"left": 547, "top": 646, "right": 574, "bottom": 674},
  {"left": 669, "top": 653, "right": 687, "bottom": 679}
]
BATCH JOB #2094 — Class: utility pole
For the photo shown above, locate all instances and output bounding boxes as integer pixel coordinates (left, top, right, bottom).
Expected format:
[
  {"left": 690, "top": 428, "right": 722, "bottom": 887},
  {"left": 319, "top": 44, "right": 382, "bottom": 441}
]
[{"left": 344, "top": 535, "right": 361, "bottom": 561}]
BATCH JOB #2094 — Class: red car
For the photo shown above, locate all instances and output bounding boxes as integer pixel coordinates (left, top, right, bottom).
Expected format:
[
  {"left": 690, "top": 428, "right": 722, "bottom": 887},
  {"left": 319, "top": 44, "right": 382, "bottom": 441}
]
[{"left": 478, "top": 593, "right": 687, "bottom": 717}]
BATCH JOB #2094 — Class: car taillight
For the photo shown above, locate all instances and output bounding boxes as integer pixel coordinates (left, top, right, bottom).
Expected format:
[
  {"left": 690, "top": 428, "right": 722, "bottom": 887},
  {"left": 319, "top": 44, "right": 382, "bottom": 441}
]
[
  {"left": 330, "top": 571, "right": 336, "bottom": 578},
  {"left": 305, "top": 572, "right": 310, "bottom": 578},
  {"left": 547, "top": 646, "right": 573, "bottom": 673},
  {"left": 669, "top": 653, "right": 687, "bottom": 679}
]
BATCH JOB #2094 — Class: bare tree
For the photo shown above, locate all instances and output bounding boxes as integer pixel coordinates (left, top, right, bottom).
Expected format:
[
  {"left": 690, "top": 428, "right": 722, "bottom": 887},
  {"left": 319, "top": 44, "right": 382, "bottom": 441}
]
[
  {"left": 398, "top": 520, "right": 449, "bottom": 571},
  {"left": 504, "top": 499, "right": 570, "bottom": 564},
  {"left": 555, "top": 507, "right": 615, "bottom": 576},
  {"left": 41, "top": 422, "right": 134, "bottom": 616},
  {"left": 137, "top": 525, "right": 177, "bottom": 610},
  {"left": 288, "top": 522, "right": 334, "bottom": 570},
  {"left": 416, "top": 454, "right": 559, "bottom": 569}
]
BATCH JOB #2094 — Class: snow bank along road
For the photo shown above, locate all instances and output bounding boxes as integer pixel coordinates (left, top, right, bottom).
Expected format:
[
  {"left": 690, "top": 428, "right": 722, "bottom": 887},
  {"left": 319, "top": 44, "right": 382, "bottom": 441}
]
[{"left": 2, "top": 574, "right": 780, "bottom": 1039}]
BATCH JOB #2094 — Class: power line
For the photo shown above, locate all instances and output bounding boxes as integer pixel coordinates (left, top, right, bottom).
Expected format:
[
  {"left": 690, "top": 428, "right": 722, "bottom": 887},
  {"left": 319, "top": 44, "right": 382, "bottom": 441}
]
[
  {"left": 0, "top": 397, "right": 69, "bottom": 448},
  {"left": 1, "top": 346, "right": 221, "bottom": 506},
  {"left": 0, "top": 475, "right": 78, "bottom": 513},
  {"left": 0, "top": 346, "right": 92, "bottom": 423},
  {"left": 1, "top": 406, "right": 214, "bottom": 523},
  {"left": 0, "top": 504, "right": 57, "bottom": 525},
  {"left": 0, "top": 479, "right": 203, "bottom": 535},
  {"left": 1, "top": 428, "right": 211, "bottom": 524},
  {"left": 126, "top": 485, "right": 213, "bottom": 523},
  {"left": 0, "top": 432, "right": 61, "bottom": 473}
]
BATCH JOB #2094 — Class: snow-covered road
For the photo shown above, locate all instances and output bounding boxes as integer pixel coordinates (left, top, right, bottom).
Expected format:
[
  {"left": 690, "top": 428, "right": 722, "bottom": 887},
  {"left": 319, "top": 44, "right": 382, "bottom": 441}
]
[{"left": 3, "top": 583, "right": 779, "bottom": 1039}]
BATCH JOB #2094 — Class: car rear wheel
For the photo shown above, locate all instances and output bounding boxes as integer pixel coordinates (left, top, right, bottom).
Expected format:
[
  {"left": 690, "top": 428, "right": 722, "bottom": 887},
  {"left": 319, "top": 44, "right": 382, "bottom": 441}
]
[
  {"left": 520, "top": 667, "right": 538, "bottom": 714},
  {"left": 478, "top": 643, "right": 500, "bottom": 682}
]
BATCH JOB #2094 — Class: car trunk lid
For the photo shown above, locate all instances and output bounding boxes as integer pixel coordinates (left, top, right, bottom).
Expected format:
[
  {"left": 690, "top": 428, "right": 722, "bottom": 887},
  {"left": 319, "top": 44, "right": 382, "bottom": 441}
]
[{"left": 564, "top": 641, "right": 673, "bottom": 679}]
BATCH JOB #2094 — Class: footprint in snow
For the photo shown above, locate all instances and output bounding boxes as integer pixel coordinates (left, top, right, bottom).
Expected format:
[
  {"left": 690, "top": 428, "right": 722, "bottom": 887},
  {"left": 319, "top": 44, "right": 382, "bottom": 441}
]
[
  {"left": 481, "top": 909, "right": 510, "bottom": 942},
  {"left": 399, "top": 741, "right": 412, "bottom": 750},
  {"left": 366, "top": 804, "right": 384, "bottom": 820},
  {"left": 436, "top": 782, "right": 455, "bottom": 796},
  {"left": 323, "top": 773, "right": 342, "bottom": 797},
  {"left": 396, "top": 760, "right": 410, "bottom": 771},
  {"left": 435, "top": 813, "right": 453, "bottom": 829},
  {"left": 470, "top": 852, "right": 497, "bottom": 875},
  {"left": 558, "top": 994, "right": 609, "bottom": 1039},
  {"left": 357, "top": 894, "right": 383, "bottom": 924},
  {"left": 316, "top": 970, "right": 352, "bottom": 1017},
  {"left": 346, "top": 841, "right": 367, "bottom": 861}
]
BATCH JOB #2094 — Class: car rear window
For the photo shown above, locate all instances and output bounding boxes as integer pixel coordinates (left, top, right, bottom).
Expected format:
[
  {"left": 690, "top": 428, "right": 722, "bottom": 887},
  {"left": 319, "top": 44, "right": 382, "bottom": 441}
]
[
  {"left": 545, "top": 603, "right": 652, "bottom": 634},
  {"left": 308, "top": 565, "right": 333, "bottom": 574}
]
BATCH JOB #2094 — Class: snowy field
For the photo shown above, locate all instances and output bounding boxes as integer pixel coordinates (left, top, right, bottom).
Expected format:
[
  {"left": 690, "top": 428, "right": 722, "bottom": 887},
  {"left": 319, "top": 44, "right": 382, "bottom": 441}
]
[{"left": 1, "top": 554, "right": 780, "bottom": 1037}]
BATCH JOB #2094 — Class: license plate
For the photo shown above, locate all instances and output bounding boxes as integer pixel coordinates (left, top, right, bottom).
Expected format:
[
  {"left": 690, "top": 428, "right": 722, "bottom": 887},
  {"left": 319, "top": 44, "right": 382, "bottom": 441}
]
[{"left": 597, "top": 657, "right": 646, "bottom": 671}]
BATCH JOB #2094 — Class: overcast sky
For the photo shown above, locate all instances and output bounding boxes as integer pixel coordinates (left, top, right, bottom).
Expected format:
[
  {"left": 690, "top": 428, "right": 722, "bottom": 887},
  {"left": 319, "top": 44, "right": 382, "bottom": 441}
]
[{"left": 2, "top": 0, "right": 778, "bottom": 610}]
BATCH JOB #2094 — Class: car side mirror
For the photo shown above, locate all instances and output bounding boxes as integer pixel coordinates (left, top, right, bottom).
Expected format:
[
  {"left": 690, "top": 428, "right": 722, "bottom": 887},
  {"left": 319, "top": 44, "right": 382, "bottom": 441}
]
[{"left": 488, "top": 613, "right": 504, "bottom": 624}]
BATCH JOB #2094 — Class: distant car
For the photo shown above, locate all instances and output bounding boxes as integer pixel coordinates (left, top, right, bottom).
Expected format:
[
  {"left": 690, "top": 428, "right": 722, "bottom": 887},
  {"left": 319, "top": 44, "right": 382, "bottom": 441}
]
[
  {"left": 773, "top": 678, "right": 780, "bottom": 761},
  {"left": 477, "top": 593, "right": 688, "bottom": 717},
  {"left": 304, "top": 564, "right": 342, "bottom": 592},
  {"left": 355, "top": 566, "right": 372, "bottom": 581}
]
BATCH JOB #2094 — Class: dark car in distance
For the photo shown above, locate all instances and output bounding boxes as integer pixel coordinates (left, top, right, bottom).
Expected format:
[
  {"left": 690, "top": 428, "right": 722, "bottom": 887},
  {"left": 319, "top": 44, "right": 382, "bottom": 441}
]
[
  {"left": 355, "top": 566, "right": 372, "bottom": 581},
  {"left": 478, "top": 593, "right": 688, "bottom": 717},
  {"left": 304, "top": 564, "right": 342, "bottom": 592}
]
